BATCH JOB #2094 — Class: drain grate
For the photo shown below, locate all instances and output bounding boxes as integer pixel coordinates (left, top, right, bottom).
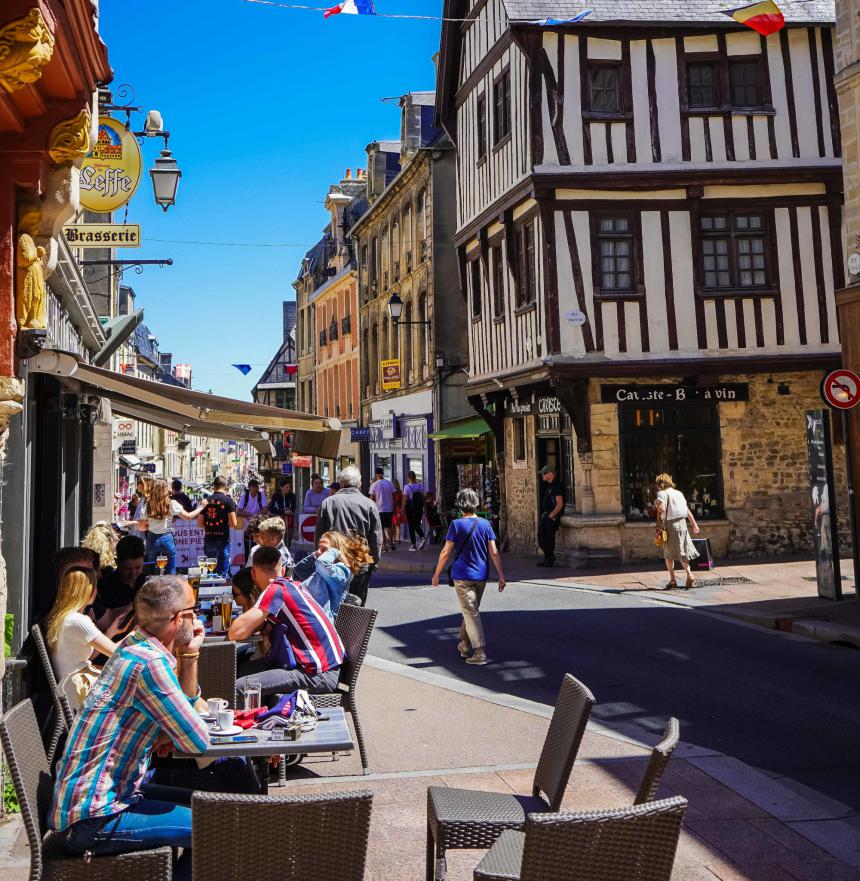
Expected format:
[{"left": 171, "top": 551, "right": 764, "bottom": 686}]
[{"left": 692, "top": 576, "right": 754, "bottom": 587}]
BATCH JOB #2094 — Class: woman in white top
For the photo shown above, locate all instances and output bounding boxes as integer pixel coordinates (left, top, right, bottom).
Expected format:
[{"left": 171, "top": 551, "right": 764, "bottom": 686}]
[
  {"left": 654, "top": 473, "right": 700, "bottom": 590},
  {"left": 132, "top": 478, "right": 204, "bottom": 574},
  {"left": 45, "top": 567, "right": 120, "bottom": 689},
  {"left": 125, "top": 474, "right": 154, "bottom": 539}
]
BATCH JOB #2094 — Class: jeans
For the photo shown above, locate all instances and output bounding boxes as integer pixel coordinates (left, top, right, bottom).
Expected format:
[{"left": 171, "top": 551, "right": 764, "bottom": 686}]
[
  {"left": 406, "top": 508, "right": 425, "bottom": 545},
  {"left": 146, "top": 531, "right": 177, "bottom": 575},
  {"left": 538, "top": 513, "right": 559, "bottom": 561},
  {"left": 236, "top": 658, "right": 340, "bottom": 696},
  {"left": 348, "top": 566, "right": 374, "bottom": 606},
  {"left": 454, "top": 580, "right": 487, "bottom": 650},
  {"left": 60, "top": 785, "right": 193, "bottom": 881},
  {"left": 203, "top": 537, "right": 230, "bottom": 578}
]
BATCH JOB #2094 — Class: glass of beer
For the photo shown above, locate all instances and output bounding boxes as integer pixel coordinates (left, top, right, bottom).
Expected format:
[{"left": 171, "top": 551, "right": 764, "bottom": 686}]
[
  {"left": 197, "top": 555, "right": 207, "bottom": 577},
  {"left": 207, "top": 557, "right": 217, "bottom": 574},
  {"left": 156, "top": 554, "right": 168, "bottom": 572},
  {"left": 220, "top": 593, "right": 233, "bottom": 629}
]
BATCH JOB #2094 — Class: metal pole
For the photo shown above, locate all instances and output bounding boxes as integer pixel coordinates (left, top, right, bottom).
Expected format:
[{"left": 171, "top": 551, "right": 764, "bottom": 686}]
[{"left": 844, "top": 410, "right": 860, "bottom": 599}]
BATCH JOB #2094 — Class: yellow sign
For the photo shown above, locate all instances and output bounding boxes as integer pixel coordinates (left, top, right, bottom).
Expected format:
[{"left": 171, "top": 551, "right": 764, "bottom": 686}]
[
  {"left": 381, "top": 359, "right": 401, "bottom": 390},
  {"left": 63, "top": 224, "right": 140, "bottom": 248},
  {"left": 79, "top": 116, "right": 143, "bottom": 212}
]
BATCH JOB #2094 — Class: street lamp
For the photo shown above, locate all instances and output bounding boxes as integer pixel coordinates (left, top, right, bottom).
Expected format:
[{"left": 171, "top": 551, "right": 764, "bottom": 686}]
[
  {"left": 387, "top": 292, "right": 430, "bottom": 325},
  {"left": 150, "top": 147, "right": 182, "bottom": 212}
]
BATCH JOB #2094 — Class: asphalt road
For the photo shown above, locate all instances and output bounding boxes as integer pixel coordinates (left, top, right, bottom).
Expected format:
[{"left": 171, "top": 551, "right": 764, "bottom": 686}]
[{"left": 363, "top": 571, "right": 860, "bottom": 810}]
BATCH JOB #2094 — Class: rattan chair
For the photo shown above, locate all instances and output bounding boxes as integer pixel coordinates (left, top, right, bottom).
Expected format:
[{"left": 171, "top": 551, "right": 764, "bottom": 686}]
[
  {"left": 635, "top": 718, "right": 679, "bottom": 805},
  {"left": 426, "top": 674, "right": 596, "bottom": 881},
  {"left": 312, "top": 603, "right": 378, "bottom": 774},
  {"left": 30, "top": 624, "right": 75, "bottom": 763},
  {"left": 198, "top": 638, "right": 237, "bottom": 708},
  {"left": 191, "top": 788, "right": 373, "bottom": 880},
  {"left": 473, "top": 796, "right": 688, "bottom": 881},
  {"left": 0, "top": 699, "right": 172, "bottom": 881}
]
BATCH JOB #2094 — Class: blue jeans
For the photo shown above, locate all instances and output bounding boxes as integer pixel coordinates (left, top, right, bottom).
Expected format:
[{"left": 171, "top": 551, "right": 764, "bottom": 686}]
[
  {"left": 203, "top": 537, "right": 230, "bottom": 577},
  {"left": 61, "top": 785, "right": 193, "bottom": 881},
  {"left": 146, "top": 532, "right": 177, "bottom": 575}
]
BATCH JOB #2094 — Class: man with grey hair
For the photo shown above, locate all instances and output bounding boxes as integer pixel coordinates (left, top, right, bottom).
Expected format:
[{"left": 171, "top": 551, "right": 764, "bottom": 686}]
[
  {"left": 315, "top": 465, "right": 383, "bottom": 605},
  {"left": 49, "top": 575, "right": 209, "bottom": 880}
]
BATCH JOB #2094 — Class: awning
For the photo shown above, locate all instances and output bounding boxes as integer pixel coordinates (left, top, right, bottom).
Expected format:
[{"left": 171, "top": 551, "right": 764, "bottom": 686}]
[
  {"left": 428, "top": 417, "right": 491, "bottom": 440},
  {"left": 28, "top": 350, "right": 342, "bottom": 459},
  {"left": 119, "top": 454, "right": 142, "bottom": 469}
]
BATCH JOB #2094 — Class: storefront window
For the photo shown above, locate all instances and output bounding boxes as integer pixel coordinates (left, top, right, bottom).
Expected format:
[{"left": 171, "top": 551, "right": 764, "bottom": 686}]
[
  {"left": 620, "top": 404, "right": 723, "bottom": 521},
  {"left": 406, "top": 457, "right": 424, "bottom": 481},
  {"left": 374, "top": 455, "right": 392, "bottom": 478}
]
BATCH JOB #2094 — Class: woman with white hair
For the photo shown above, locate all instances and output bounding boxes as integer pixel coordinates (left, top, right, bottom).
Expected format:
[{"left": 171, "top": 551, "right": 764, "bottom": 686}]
[{"left": 431, "top": 488, "right": 505, "bottom": 666}]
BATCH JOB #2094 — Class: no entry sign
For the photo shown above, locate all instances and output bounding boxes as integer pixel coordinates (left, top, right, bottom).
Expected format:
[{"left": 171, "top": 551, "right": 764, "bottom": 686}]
[
  {"left": 299, "top": 514, "right": 317, "bottom": 543},
  {"left": 821, "top": 370, "right": 860, "bottom": 410}
]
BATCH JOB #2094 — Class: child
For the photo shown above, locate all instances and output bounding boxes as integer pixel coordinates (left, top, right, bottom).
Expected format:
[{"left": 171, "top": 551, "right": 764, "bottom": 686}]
[{"left": 248, "top": 516, "right": 293, "bottom": 572}]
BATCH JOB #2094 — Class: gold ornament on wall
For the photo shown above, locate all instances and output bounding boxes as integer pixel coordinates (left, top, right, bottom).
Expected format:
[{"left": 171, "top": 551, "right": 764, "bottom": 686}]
[
  {"left": 16, "top": 200, "right": 47, "bottom": 331},
  {"left": 0, "top": 9, "right": 55, "bottom": 93},
  {"left": 48, "top": 109, "right": 91, "bottom": 165}
]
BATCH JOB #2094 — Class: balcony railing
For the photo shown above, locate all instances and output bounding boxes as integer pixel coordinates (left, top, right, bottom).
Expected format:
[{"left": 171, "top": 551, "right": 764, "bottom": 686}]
[
  {"left": 329, "top": 320, "right": 339, "bottom": 341},
  {"left": 319, "top": 330, "right": 327, "bottom": 347},
  {"left": 342, "top": 314, "right": 351, "bottom": 334}
]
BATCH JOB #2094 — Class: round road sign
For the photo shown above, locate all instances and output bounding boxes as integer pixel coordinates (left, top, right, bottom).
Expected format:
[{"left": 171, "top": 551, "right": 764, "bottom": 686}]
[
  {"left": 821, "top": 369, "right": 860, "bottom": 410},
  {"left": 300, "top": 515, "right": 317, "bottom": 543}
]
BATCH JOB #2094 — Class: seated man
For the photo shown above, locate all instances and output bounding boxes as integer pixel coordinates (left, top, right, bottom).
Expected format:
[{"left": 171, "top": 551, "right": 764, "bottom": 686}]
[
  {"left": 49, "top": 575, "right": 209, "bottom": 881},
  {"left": 230, "top": 545, "right": 344, "bottom": 696},
  {"left": 95, "top": 535, "right": 146, "bottom": 619},
  {"left": 248, "top": 515, "right": 294, "bottom": 571}
]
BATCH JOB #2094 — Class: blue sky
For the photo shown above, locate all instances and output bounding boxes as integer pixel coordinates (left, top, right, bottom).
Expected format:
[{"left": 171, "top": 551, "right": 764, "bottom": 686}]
[{"left": 98, "top": 0, "right": 442, "bottom": 399}]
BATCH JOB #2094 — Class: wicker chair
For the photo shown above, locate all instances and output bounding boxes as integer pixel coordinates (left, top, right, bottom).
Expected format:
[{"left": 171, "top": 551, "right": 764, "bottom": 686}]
[
  {"left": 30, "top": 624, "right": 75, "bottom": 763},
  {"left": 635, "top": 718, "right": 680, "bottom": 805},
  {"left": 191, "top": 788, "right": 373, "bottom": 880},
  {"left": 473, "top": 796, "right": 688, "bottom": 881},
  {"left": 426, "top": 674, "right": 596, "bottom": 881},
  {"left": 0, "top": 699, "right": 172, "bottom": 881},
  {"left": 198, "top": 639, "right": 237, "bottom": 708},
  {"left": 312, "top": 603, "right": 378, "bottom": 774}
]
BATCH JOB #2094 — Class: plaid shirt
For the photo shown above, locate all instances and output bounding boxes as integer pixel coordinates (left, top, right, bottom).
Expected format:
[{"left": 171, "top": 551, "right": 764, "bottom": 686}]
[{"left": 49, "top": 629, "right": 210, "bottom": 831}]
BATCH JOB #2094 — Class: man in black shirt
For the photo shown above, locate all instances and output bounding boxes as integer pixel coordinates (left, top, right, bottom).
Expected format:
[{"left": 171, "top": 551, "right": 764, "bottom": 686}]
[
  {"left": 95, "top": 535, "right": 146, "bottom": 619},
  {"left": 198, "top": 475, "right": 238, "bottom": 577},
  {"left": 538, "top": 465, "right": 564, "bottom": 567},
  {"left": 170, "top": 478, "right": 194, "bottom": 512},
  {"left": 268, "top": 478, "right": 297, "bottom": 547}
]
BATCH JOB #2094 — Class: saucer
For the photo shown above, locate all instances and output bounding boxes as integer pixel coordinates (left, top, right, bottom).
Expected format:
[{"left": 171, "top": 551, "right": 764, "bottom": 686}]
[{"left": 209, "top": 724, "right": 243, "bottom": 737}]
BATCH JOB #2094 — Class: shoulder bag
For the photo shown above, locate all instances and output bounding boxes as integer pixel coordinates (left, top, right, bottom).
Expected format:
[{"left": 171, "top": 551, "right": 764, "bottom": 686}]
[
  {"left": 446, "top": 517, "right": 480, "bottom": 586},
  {"left": 654, "top": 505, "right": 669, "bottom": 548}
]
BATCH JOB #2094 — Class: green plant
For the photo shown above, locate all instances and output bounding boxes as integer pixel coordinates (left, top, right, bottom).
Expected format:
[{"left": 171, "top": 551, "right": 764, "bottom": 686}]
[
  {"left": 2, "top": 769, "right": 19, "bottom": 814},
  {"left": 3, "top": 613, "right": 12, "bottom": 658}
]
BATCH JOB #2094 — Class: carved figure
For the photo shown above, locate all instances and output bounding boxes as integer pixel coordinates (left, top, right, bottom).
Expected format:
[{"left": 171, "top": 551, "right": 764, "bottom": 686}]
[
  {"left": 0, "top": 9, "right": 55, "bottom": 93},
  {"left": 16, "top": 202, "right": 46, "bottom": 331}
]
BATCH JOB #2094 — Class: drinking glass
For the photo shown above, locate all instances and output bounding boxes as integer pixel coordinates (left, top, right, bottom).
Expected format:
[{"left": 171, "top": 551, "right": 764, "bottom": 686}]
[
  {"left": 197, "top": 555, "right": 207, "bottom": 577},
  {"left": 156, "top": 554, "right": 168, "bottom": 572},
  {"left": 243, "top": 678, "right": 262, "bottom": 711},
  {"left": 220, "top": 593, "right": 234, "bottom": 629},
  {"left": 207, "top": 557, "right": 217, "bottom": 574}
]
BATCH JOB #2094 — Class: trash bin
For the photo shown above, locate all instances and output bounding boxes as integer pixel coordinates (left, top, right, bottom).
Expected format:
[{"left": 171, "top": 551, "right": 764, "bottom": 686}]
[{"left": 692, "top": 537, "right": 714, "bottom": 571}]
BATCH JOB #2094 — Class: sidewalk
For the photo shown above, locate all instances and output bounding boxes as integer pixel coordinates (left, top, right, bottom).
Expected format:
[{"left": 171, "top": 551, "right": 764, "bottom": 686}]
[
  {"left": 3, "top": 659, "right": 858, "bottom": 880},
  {"left": 381, "top": 544, "right": 860, "bottom": 647}
]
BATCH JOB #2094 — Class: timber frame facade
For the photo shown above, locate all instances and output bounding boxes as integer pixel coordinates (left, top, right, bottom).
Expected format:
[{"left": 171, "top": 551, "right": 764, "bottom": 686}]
[{"left": 436, "top": 0, "right": 849, "bottom": 562}]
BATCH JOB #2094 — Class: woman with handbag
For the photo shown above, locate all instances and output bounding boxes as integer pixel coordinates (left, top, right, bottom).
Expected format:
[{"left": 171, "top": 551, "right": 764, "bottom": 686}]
[
  {"left": 654, "top": 473, "right": 700, "bottom": 590},
  {"left": 431, "top": 489, "right": 505, "bottom": 666}
]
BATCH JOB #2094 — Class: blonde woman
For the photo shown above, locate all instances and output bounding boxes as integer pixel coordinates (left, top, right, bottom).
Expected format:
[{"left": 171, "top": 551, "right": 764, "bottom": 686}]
[
  {"left": 82, "top": 521, "right": 119, "bottom": 571},
  {"left": 654, "top": 473, "right": 700, "bottom": 590},
  {"left": 45, "top": 567, "right": 120, "bottom": 700},
  {"left": 138, "top": 478, "right": 203, "bottom": 574}
]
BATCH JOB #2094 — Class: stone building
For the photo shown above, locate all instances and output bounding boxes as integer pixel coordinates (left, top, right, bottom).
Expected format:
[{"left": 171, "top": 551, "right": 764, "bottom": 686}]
[
  {"left": 353, "top": 92, "right": 470, "bottom": 497},
  {"left": 437, "top": 0, "right": 848, "bottom": 562}
]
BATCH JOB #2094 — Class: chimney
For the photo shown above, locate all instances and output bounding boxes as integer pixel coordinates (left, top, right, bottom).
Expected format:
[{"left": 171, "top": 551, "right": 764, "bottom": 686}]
[
  {"left": 357, "top": 168, "right": 365, "bottom": 178},
  {"left": 345, "top": 168, "right": 352, "bottom": 179}
]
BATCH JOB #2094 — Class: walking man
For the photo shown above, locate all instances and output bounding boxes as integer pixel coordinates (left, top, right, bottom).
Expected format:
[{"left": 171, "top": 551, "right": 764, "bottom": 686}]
[
  {"left": 268, "top": 477, "right": 297, "bottom": 547},
  {"left": 404, "top": 470, "right": 427, "bottom": 551},
  {"left": 197, "top": 476, "right": 238, "bottom": 578},
  {"left": 537, "top": 465, "right": 564, "bottom": 567},
  {"left": 315, "top": 465, "right": 383, "bottom": 605},
  {"left": 369, "top": 466, "right": 396, "bottom": 552}
]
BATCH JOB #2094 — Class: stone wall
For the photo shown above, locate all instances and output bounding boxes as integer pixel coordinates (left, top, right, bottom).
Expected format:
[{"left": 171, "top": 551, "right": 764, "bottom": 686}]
[{"left": 503, "top": 415, "right": 539, "bottom": 554}]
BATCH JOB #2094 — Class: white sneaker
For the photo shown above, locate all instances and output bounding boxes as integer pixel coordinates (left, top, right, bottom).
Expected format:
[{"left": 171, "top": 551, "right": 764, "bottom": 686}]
[
  {"left": 419, "top": 537, "right": 429, "bottom": 550},
  {"left": 466, "top": 650, "right": 488, "bottom": 666},
  {"left": 409, "top": 544, "right": 418, "bottom": 552}
]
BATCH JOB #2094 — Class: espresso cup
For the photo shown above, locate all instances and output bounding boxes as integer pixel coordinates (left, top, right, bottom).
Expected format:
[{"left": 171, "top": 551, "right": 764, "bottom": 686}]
[
  {"left": 207, "top": 697, "right": 228, "bottom": 716},
  {"left": 216, "top": 709, "right": 235, "bottom": 731}
]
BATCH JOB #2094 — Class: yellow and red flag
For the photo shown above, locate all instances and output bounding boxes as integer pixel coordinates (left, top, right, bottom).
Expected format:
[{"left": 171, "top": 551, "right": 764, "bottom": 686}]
[{"left": 724, "top": 1, "right": 785, "bottom": 37}]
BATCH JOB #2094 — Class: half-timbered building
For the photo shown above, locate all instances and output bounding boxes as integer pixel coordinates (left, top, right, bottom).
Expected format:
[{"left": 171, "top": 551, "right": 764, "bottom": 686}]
[{"left": 437, "top": 0, "right": 849, "bottom": 561}]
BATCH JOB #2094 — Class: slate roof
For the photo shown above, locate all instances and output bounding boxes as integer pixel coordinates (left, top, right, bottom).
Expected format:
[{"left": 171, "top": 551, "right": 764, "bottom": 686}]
[{"left": 503, "top": 1, "right": 834, "bottom": 25}]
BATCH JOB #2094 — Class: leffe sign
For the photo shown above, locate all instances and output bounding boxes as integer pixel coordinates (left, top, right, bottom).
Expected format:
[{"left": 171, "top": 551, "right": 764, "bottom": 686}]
[{"left": 79, "top": 116, "right": 143, "bottom": 212}]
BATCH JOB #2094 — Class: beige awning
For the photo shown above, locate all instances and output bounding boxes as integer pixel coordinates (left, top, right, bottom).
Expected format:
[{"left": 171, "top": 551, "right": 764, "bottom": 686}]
[{"left": 28, "top": 350, "right": 342, "bottom": 459}]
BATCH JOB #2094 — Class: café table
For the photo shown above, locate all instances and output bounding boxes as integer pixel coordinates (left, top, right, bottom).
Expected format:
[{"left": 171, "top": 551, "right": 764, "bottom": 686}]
[{"left": 178, "top": 706, "right": 354, "bottom": 793}]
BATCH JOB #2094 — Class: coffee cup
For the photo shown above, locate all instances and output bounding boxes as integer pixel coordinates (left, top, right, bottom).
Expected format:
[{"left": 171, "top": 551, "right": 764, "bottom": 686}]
[
  {"left": 216, "top": 708, "right": 235, "bottom": 731},
  {"left": 207, "top": 697, "right": 228, "bottom": 716}
]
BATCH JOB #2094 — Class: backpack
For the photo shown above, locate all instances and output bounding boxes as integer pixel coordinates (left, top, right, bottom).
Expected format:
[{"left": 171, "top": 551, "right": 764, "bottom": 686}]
[{"left": 406, "top": 484, "right": 424, "bottom": 514}]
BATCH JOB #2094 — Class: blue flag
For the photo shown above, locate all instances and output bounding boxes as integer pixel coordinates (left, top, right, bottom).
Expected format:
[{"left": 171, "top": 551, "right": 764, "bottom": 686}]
[
  {"left": 232, "top": 364, "right": 252, "bottom": 376},
  {"left": 530, "top": 11, "right": 593, "bottom": 26}
]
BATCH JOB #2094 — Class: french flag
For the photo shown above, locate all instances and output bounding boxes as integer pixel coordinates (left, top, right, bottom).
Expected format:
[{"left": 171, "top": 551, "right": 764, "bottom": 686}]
[{"left": 324, "top": 0, "right": 376, "bottom": 17}]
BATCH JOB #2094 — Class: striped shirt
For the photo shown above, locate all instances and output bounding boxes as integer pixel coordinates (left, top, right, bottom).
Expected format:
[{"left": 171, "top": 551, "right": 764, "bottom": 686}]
[
  {"left": 49, "top": 629, "right": 209, "bottom": 832},
  {"left": 255, "top": 577, "right": 345, "bottom": 675}
]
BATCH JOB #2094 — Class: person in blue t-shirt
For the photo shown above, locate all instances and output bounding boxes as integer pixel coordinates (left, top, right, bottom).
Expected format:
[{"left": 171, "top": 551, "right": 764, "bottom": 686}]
[{"left": 431, "top": 488, "right": 505, "bottom": 666}]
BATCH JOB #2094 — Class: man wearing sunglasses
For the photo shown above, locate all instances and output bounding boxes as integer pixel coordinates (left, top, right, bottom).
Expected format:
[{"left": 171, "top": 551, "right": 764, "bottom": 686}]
[{"left": 48, "top": 575, "right": 209, "bottom": 881}]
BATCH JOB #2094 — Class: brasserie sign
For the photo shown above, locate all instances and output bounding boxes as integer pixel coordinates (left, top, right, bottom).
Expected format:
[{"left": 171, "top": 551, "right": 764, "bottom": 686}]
[
  {"left": 601, "top": 383, "right": 749, "bottom": 404},
  {"left": 63, "top": 223, "right": 141, "bottom": 248}
]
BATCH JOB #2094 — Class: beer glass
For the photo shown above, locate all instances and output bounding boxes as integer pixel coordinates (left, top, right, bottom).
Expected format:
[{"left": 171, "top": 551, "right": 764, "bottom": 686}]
[
  {"left": 156, "top": 554, "right": 168, "bottom": 572},
  {"left": 220, "top": 593, "right": 233, "bottom": 629},
  {"left": 207, "top": 557, "right": 217, "bottom": 574},
  {"left": 197, "top": 555, "right": 207, "bottom": 577}
]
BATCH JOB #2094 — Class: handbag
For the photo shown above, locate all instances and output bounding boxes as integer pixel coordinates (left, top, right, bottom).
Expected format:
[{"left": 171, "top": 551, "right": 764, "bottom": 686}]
[
  {"left": 447, "top": 518, "right": 480, "bottom": 586},
  {"left": 654, "top": 508, "right": 669, "bottom": 548}
]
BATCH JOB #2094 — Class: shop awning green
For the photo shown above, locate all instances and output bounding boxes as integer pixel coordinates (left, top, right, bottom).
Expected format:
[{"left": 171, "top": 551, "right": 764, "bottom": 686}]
[{"left": 428, "top": 417, "right": 491, "bottom": 440}]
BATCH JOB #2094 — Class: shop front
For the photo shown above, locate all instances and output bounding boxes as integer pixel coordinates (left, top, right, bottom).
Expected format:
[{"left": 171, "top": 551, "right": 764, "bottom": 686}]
[{"left": 368, "top": 392, "right": 435, "bottom": 492}]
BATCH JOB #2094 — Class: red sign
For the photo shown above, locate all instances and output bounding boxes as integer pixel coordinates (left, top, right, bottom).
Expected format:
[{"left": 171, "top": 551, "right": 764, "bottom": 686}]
[
  {"left": 300, "top": 515, "right": 317, "bottom": 543},
  {"left": 821, "top": 370, "right": 860, "bottom": 410}
]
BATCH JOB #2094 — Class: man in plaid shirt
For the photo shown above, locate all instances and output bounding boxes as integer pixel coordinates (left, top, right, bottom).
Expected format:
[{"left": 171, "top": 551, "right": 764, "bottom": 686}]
[{"left": 49, "top": 576, "right": 209, "bottom": 880}]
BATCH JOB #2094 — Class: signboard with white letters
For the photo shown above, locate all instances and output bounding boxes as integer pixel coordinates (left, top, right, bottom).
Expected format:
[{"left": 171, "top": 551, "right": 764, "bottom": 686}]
[{"left": 600, "top": 384, "right": 750, "bottom": 404}]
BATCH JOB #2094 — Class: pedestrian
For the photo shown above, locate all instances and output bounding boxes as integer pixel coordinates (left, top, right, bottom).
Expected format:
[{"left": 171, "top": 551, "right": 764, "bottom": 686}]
[
  {"left": 302, "top": 472, "right": 330, "bottom": 515},
  {"left": 537, "top": 465, "right": 564, "bottom": 567},
  {"left": 654, "top": 473, "right": 700, "bottom": 590},
  {"left": 392, "top": 478, "right": 405, "bottom": 546},
  {"left": 268, "top": 477, "right": 297, "bottom": 547},
  {"left": 170, "top": 478, "right": 194, "bottom": 513},
  {"left": 315, "top": 465, "right": 383, "bottom": 606},
  {"left": 236, "top": 478, "right": 267, "bottom": 560},
  {"left": 431, "top": 489, "right": 505, "bottom": 666},
  {"left": 48, "top": 576, "right": 210, "bottom": 881},
  {"left": 125, "top": 474, "right": 154, "bottom": 540},
  {"left": 369, "top": 466, "right": 396, "bottom": 552},
  {"left": 138, "top": 479, "right": 204, "bottom": 574},
  {"left": 404, "top": 470, "right": 427, "bottom": 551},
  {"left": 197, "top": 476, "right": 238, "bottom": 578}
]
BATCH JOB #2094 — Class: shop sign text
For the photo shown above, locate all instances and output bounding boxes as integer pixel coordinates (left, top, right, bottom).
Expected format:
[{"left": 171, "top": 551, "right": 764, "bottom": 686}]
[
  {"left": 601, "top": 384, "right": 749, "bottom": 404},
  {"left": 64, "top": 223, "right": 141, "bottom": 248}
]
